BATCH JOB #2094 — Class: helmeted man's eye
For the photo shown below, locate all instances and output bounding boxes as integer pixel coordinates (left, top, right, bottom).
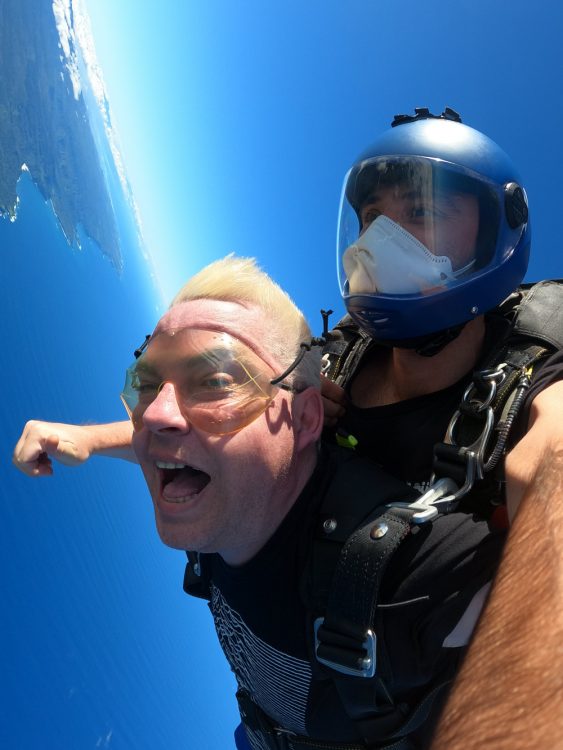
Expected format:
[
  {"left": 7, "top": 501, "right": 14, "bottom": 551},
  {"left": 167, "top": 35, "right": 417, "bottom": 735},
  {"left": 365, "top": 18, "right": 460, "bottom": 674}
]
[
  {"left": 411, "top": 205, "right": 430, "bottom": 218},
  {"left": 409, "top": 203, "right": 448, "bottom": 221},
  {"left": 360, "top": 207, "right": 381, "bottom": 229}
]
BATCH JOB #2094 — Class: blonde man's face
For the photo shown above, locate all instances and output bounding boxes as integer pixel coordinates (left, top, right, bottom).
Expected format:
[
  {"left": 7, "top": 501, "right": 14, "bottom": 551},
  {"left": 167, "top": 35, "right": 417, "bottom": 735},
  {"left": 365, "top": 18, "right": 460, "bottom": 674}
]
[{"left": 131, "top": 298, "right": 301, "bottom": 563}]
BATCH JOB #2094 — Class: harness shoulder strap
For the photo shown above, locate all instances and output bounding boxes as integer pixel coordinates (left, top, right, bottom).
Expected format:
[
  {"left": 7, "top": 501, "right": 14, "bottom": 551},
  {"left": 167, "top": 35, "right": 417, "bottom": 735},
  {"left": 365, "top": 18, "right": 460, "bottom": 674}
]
[
  {"left": 322, "top": 316, "right": 372, "bottom": 387},
  {"left": 302, "top": 449, "right": 419, "bottom": 614},
  {"left": 511, "top": 279, "right": 563, "bottom": 349},
  {"left": 477, "top": 280, "right": 563, "bottom": 373},
  {"left": 432, "top": 280, "right": 563, "bottom": 515},
  {"left": 303, "top": 452, "right": 450, "bottom": 747},
  {"left": 238, "top": 450, "right": 446, "bottom": 749}
]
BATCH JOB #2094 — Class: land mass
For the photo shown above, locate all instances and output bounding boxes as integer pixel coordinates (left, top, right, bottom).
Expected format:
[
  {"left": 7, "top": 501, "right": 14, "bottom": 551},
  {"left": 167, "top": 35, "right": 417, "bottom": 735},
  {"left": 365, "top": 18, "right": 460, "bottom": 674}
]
[{"left": 0, "top": 0, "right": 122, "bottom": 269}]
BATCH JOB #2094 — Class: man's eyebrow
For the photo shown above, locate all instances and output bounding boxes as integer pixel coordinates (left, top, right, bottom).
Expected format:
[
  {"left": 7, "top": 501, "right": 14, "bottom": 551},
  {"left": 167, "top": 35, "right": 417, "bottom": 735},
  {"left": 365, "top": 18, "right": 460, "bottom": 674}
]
[
  {"left": 185, "top": 348, "right": 234, "bottom": 369},
  {"left": 362, "top": 188, "right": 422, "bottom": 206},
  {"left": 132, "top": 360, "right": 159, "bottom": 377},
  {"left": 433, "top": 190, "right": 464, "bottom": 209},
  {"left": 362, "top": 191, "right": 384, "bottom": 206},
  {"left": 135, "top": 347, "right": 236, "bottom": 374}
]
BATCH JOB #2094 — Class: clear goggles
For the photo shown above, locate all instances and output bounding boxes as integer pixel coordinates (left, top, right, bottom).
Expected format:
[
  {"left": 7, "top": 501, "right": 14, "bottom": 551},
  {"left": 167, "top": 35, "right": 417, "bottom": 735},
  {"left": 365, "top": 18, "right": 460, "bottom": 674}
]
[
  {"left": 121, "top": 328, "right": 295, "bottom": 435},
  {"left": 337, "top": 156, "right": 524, "bottom": 298}
]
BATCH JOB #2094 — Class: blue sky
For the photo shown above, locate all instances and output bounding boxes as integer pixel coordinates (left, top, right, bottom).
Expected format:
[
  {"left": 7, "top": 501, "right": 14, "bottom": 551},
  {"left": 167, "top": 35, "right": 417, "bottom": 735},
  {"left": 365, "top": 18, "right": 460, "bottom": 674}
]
[{"left": 84, "top": 0, "right": 563, "bottom": 329}]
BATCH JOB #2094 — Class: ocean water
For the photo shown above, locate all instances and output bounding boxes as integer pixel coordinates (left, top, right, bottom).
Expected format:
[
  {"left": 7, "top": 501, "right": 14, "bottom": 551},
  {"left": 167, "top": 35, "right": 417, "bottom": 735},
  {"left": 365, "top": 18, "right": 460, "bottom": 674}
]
[{"left": 0, "top": 2, "right": 238, "bottom": 745}]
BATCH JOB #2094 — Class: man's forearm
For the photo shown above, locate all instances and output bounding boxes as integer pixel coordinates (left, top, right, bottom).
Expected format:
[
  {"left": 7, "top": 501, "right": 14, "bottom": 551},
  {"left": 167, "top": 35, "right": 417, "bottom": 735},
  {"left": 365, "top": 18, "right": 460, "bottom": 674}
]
[
  {"left": 87, "top": 421, "right": 136, "bottom": 462},
  {"left": 431, "top": 449, "right": 563, "bottom": 749}
]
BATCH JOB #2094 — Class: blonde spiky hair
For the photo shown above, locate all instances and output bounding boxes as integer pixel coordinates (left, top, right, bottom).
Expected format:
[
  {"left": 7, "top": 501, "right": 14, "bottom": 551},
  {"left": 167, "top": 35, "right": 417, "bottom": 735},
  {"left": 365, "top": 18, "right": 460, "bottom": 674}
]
[{"left": 171, "top": 255, "right": 320, "bottom": 389}]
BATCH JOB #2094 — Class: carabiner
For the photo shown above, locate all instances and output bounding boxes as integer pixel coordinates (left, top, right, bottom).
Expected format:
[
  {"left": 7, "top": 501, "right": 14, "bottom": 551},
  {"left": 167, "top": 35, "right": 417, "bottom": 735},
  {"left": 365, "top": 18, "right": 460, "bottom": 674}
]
[{"left": 389, "top": 477, "right": 459, "bottom": 524}]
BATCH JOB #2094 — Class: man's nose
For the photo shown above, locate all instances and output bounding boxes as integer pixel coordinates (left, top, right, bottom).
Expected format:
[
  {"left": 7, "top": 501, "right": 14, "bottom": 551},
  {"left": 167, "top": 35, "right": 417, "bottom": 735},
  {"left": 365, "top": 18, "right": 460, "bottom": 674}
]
[{"left": 141, "top": 382, "right": 191, "bottom": 433}]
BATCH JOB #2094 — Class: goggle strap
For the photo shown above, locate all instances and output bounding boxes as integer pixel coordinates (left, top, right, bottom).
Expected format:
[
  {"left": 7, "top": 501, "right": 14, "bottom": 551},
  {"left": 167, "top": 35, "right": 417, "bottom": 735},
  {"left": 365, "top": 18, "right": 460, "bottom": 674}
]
[
  {"left": 132, "top": 307, "right": 336, "bottom": 390},
  {"left": 270, "top": 309, "right": 336, "bottom": 387},
  {"left": 134, "top": 335, "right": 151, "bottom": 359},
  {"left": 270, "top": 343, "right": 309, "bottom": 386}
]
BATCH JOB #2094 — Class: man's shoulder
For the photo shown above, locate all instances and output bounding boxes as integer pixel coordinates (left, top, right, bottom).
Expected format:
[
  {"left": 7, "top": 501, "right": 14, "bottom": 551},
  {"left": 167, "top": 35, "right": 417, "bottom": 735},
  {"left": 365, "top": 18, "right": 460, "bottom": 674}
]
[{"left": 490, "top": 280, "right": 563, "bottom": 346}]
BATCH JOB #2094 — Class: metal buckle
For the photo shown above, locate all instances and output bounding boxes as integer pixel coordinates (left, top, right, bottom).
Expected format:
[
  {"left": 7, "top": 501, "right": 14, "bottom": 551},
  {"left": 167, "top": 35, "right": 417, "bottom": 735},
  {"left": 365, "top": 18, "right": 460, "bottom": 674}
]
[
  {"left": 430, "top": 363, "right": 505, "bottom": 502},
  {"left": 388, "top": 477, "right": 460, "bottom": 524},
  {"left": 446, "top": 396, "right": 495, "bottom": 482},
  {"left": 403, "top": 364, "right": 510, "bottom": 521},
  {"left": 314, "top": 618, "right": 376, "bottom": 678}
]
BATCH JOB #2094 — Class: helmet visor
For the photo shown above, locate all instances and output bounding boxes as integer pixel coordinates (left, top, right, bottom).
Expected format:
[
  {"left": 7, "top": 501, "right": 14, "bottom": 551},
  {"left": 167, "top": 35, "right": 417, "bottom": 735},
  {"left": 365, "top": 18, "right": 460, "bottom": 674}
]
[
  {"left": 121, "top": 328, "right": 280, "bottom": 435},
  {"left": 337, "top": 156, "right": 510, "bottom": 299}
]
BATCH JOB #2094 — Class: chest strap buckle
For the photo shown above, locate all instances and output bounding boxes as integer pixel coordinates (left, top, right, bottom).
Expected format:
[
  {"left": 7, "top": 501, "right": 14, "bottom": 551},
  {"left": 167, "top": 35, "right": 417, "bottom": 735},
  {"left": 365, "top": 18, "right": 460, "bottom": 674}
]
[{"left": 314, "top": 617, "right": 377, "bottom": 678}]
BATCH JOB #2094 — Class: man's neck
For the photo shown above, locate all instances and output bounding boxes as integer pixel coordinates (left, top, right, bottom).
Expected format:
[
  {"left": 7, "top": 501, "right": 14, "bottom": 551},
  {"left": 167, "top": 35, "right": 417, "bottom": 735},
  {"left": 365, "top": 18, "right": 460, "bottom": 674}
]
[
  {"left": 351, "top": 317, "right": 486, "bottom": 408},
  {"left": 219, "top": 447, "right": 319, "bottom": 567}
]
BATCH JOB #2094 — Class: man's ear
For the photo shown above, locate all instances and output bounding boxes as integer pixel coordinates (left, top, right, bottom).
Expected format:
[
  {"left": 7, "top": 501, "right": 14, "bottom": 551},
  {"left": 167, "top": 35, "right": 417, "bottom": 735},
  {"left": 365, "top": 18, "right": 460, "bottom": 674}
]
[{"left": 292, "top": 387, "right": 324, "bottom": 451}]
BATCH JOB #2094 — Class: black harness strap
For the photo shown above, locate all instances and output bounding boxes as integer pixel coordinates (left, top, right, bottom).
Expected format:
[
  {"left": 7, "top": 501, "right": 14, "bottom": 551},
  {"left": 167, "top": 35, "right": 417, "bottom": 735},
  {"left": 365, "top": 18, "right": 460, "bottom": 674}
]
[
  {"left": 322, "top": 321, "right": 373, "bottom": 387},
  {"left": 317, "top": 507, "right": 412, "bottom": 684},
  {"left": 298, "top": 453, "right": 452, "bottom": 747},
  {"left": 315, "top": 506, "right": 450, "bottom": 746},
  {"left": 431, "top": 281, "right": 563, "bottom": 503},
  {"left": 302, "top": 451, "right": 420, "bottom": 615},
  {"left": 511, "top": 279, "right": 563, "bottom": 349},
  {"left": 432, "top": 342, "right": 548, "bottom": 495}
]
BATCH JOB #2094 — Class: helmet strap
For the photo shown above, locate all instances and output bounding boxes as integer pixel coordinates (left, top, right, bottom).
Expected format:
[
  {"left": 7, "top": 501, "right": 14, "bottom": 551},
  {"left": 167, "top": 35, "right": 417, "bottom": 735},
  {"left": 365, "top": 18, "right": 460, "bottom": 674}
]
[
  {"left": 414, "top": 324, "right": 466, "bottom": 357},
  {"left": 371, "top": 323, "right": 466, "bottom": 357}
]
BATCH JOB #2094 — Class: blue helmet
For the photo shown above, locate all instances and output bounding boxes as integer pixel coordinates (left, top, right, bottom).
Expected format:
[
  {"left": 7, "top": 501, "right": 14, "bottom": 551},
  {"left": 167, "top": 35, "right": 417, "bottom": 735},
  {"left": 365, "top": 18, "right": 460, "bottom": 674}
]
[{"left": 337, "top": 108, "right": 530, "bottom": 347}]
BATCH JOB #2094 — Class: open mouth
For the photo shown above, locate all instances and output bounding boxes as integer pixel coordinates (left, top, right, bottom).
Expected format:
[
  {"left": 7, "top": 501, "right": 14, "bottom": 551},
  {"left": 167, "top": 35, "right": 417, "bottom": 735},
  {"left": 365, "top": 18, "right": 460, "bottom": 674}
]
[{"left": 156, "top": 461, "right": 211, "bottom": 503}]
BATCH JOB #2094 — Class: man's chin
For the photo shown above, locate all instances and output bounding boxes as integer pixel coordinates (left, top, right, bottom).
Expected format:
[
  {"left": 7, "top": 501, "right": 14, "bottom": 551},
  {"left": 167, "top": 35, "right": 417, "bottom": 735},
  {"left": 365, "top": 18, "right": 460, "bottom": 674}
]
[
  {"left": 154, "top": 514, "right": 211, "bottom": 553},
  {"left": 155, "top": 524, "right": 195, "bottom": 551}
]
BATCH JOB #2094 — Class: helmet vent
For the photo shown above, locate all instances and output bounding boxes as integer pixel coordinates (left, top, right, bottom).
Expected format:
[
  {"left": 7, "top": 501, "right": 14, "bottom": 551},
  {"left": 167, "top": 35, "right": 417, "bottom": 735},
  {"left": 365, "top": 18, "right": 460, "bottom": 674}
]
[
  {"left": 391, "top": 107, "right": 462, "bottom": 128},
  {"left": 504, "top": 183, "right": 529, "bottom": 228}
]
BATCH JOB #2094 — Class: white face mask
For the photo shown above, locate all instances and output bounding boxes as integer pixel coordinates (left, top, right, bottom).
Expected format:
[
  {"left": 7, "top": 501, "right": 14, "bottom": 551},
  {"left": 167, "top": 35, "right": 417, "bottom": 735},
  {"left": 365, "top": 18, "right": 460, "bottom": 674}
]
[{"left": 343, "top": 215, "right": 462, "bottom": 295}]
